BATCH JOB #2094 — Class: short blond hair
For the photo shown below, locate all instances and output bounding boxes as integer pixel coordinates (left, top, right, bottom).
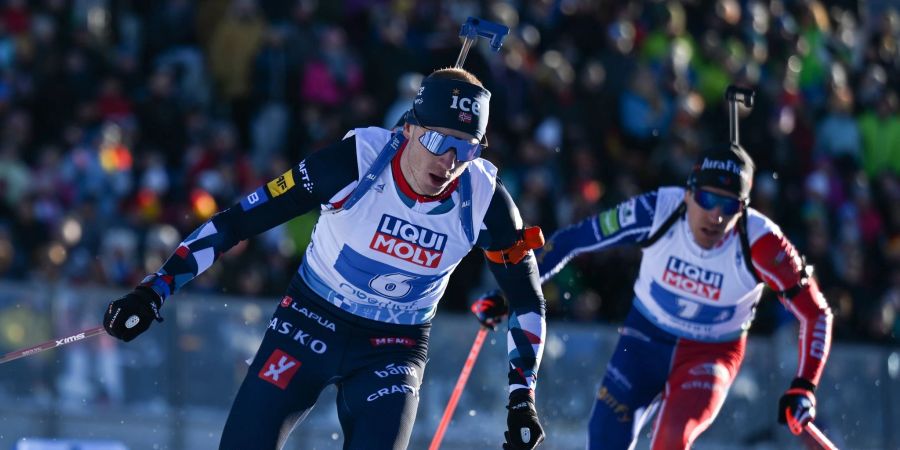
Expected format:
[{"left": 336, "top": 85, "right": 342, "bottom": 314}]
[{"left": 426, "top": 67, "right": 484, "bottom": 87}]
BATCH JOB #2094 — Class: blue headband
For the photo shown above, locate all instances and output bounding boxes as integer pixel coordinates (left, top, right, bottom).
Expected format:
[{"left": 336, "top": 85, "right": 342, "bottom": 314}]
[{"left": 410, "top": 77, "right": 491, "bottom": 140}]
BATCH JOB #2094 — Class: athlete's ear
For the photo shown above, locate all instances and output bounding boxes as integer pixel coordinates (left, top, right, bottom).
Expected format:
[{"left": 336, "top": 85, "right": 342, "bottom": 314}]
[{"left": 402, "top": 122, "right": 412, "bottom": 140}]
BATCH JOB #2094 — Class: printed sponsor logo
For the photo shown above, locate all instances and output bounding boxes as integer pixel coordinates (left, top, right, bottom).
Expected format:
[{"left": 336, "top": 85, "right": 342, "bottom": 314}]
[
  {"left": 458, "top": 111, "right": 473, "bottom": 123},
  {"left": 662, "top": 257, "right": 723, "bottom": 300},
  {"left": 266, "top": 169, "right": 295, "bottom": 198},
  {"left": 605, "top": 364, "right": 633, "bottom": 389},
  {"left": 279, "top": 297, "right": 336, "bottom": 331},
  {"left": 680, "top": 380, "right": 725, "bottom": 392},
  {"left": 618, "top": 199, "right": 637, "bottom": 227},
  {"left": 701, "top": 158, "right": 743, "bottom": 175},
  {"left": 449, "top": 89, "right": 482, "bottom": 116},
  {"left": 366, "top": 384, "right": 418, "bottom": 402},
  {"left": 370, "top": 336, "right": 418, "bottom": 347},
  {"left": 598, "top": 209, "right": 620, "bottom": 236},
  {"left": 268, "top": 318, "right": 328, "bottom": 354},
  {"left": 56, "top": 333, "right": 86, "bottom": 346},
  {"left": 810, "top": 311, "right": 828, "bottom": 359},
  {"left": 258, "top": 349, "right": 300, "bottom": 389},
  {"left": 297, "top": 161, "right": 313, "bottom": 193},
  {"left": 374, "top": 363, "right": 417, "bottom": 379},
  {"left": 370, "top": 215, "right": 447, "bottom": 268},
  {"left": 688, "top": 363, "right": 730, "bottom": 380},
  {"left": 336, "top": 282, "right": 421, "bottom": 310},
  {"left": 125, "top": 316, "right": 140, "bottom": 329},
  {"left": 240, "top": 187, "right": 269, "bottom": 211},
  {"left": 597, "top": 386, "right": 631, "bottom": 422}
]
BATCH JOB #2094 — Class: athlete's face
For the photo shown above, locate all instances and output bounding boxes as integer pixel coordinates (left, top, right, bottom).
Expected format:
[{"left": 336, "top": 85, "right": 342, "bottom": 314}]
[
  {"left": 685, "top": 186, "right": 744, "bottom": 249},
  {"left": 400, "top": 123, "right": 475, "bottom": 196}
]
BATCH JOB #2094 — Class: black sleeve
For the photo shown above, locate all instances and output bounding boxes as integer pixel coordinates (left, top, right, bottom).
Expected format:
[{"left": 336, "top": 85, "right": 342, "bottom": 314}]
[
  {"left": 478, "top": 180, "right": 547, "bottom": 393},
  {"left": 478, "top": 181, "right": 545, "bottom": 314},
  {"left": 213, "top": 134, "right": 360, "bottom": 239},
  {"left": 142, "top": 136, "right": 360, "bottom": 301}
]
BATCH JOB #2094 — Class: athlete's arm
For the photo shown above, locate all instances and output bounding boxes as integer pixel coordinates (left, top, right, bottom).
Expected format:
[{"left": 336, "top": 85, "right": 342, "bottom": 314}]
[
  {"left": 140, "top": 137, "right": 360, "bottom": 302},
  {"left": 750, "top": 230, "right": 833, "bottom": 385},
  {"left": 477, "top": 181, "right": 546, "bottom": 394},
  {"left": 536, "top": 191, "right": 659, "bottom": 283}
]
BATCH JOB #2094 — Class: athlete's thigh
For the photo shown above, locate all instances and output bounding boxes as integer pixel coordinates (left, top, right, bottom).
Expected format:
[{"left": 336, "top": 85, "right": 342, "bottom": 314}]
[
  {"left": 650, "top": 338, "right": 745, "bottom": 450},
  {"left": 336, "top": 326, "right": 428, "bottom": 450},
  {"left": 588, "top": 329, "right": 675, "bottom": 450},
  {"left": 220, "top": 296, "right": 343, "bottom": 450}
]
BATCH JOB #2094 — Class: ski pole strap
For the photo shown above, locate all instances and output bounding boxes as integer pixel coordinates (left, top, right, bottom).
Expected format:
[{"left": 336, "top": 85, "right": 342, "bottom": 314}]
[
  {"left": 484, "top": 226, "right": 545, "bottom": 265},
  {"left": 640, "top": 202, "right": 686, "bottom": 248},
  {"left": 341, "top": 130, "right": 406, "bottom": 211}
]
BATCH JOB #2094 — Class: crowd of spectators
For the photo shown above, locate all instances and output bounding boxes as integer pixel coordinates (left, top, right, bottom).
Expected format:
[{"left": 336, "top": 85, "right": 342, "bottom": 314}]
[{"left": 0, "top": 0, "right": 897, "bottom": 344}]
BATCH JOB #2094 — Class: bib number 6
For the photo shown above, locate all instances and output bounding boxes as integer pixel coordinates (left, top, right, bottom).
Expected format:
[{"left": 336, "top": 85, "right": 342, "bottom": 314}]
[{"left": 369, "top": 273, "right": 417, "bottom": 298}]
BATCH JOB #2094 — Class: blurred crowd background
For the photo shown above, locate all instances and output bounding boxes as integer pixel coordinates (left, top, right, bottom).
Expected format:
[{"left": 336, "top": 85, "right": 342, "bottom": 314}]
[{"left": 0, "top": 0, "right": 897, "bottom": 345}]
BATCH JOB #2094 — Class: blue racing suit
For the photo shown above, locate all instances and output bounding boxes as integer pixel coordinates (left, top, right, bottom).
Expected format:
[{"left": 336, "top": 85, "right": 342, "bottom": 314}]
[{"left": 138, "top": 128, "right": 547, "bottom": 449}]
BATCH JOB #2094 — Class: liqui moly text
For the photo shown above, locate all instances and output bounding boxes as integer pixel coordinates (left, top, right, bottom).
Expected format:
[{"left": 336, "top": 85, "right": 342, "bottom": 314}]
[
  {"left": 662, "top": 257, "right": 723, "bottom": 300},
  {"left": 370, "top": 215, "right": 447, "bottom": 268}
]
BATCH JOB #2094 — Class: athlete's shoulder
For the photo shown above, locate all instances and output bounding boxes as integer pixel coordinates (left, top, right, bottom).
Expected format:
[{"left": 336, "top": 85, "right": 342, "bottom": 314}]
[
  {"left": 468, "top": 156, "right": 499, "bottom": 197},
  {"left": 644, "top": 186, "right": 685, "bottom": 232},
  {"left": 470, "top": 156, "right": 499, "bottom": 179},
  {"left": 349, "top": 126, "right": 395, "bottom": 170},
  {"left": 654, "top": 186, "right": 686, "bottom": 213},
  {"left": 744, "top": 207, "right": 784, "bottom": 244}
]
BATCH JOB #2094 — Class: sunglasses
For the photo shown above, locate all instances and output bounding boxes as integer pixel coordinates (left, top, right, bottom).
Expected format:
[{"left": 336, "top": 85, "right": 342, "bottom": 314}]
[
  {"left": 407, "top": 109, "right": 485, "bottom": 162},
  {"left": 692, "top": 189, "right": 742, "bottom": 215},
  {"left": 418, "top": 129, "right": 483, "bottom": 162}
]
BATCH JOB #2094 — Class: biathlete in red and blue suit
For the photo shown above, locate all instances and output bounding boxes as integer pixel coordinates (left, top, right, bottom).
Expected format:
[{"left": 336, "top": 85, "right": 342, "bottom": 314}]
[{"left": 536, "top": 145, "right": 833, "bottom": 450}]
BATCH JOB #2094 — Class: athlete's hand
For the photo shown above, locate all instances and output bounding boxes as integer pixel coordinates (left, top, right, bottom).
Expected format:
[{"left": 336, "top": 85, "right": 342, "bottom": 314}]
[
  {"left": 470, "top": 290, "right": 508, "bottom": 330},
  {"left": 104, "top": 287, "right": 163, "bottom": 342},
  {"left": 778, "top": 378, "right": 817, "bottom": 435},
  {"left": 504, "top": 390, "right": 544, "bottom": 449}
]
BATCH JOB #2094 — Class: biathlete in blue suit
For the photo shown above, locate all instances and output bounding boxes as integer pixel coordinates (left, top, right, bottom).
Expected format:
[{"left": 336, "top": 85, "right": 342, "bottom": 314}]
[{"left": 103, "top": 67, "right": 547, "bottom": 450}]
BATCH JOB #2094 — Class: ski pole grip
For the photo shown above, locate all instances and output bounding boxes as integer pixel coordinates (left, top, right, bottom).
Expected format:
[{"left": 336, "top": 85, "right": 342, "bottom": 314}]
[
  {"left": 725, "top": 85, "right": 755, "bottom": 108},
  {"left": 725, "top": 85, "right": 755, "bottom": 146}
]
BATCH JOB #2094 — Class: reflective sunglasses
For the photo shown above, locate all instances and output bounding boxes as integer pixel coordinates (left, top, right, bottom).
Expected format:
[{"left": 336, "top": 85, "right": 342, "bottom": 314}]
[
  {"left": 418, "top": 128, "right": 483, "bottom": 162},
  {"left": 692, "top": 189, "right": 743, "bottom": 215},
  {"left": 406, "top": 109, "right": 485, "bottom": 162}
]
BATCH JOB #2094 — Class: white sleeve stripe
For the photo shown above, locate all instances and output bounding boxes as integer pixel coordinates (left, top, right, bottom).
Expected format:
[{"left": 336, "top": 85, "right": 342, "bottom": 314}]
[
  {"left": 785, "top": 301, "right": 808, "bottom": 376},
  {"left": 193, "top": 247, "right": 215, "bottom": 275},
  {"left": 751, "top": 261, "right": 785, "bottom": 291},
  {"left": 183, "top": 221, "right": 218, "bottom": 246}
]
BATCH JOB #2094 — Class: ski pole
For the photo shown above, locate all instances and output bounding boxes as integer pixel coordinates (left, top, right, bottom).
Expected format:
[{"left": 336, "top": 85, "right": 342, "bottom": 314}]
[
  {"left": 454, "top": 17, "right": 509, "bottom": 69},
  {"left": 0, "top": 325, "right": 106, "bottom": 365},
  {"left": 806, "top": 422, "right": 839, "bottom": 450},
  {"left": 428, "top": 326, "right": 489, "bottom": 450}
]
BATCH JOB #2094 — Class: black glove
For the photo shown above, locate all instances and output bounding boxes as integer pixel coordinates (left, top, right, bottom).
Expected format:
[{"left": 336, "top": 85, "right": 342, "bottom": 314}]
[
  {"left": 470, "top": 290, "right": 508, "bottom": 330},
  {"left": 778, "top": 377, "right": 817, "bottom": 435},
  {"left": 503, "top": 390, "right": 544, "bottom": 450},
  {"left": 104, "top": 286, "right": 163, "bottom": 342}
]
